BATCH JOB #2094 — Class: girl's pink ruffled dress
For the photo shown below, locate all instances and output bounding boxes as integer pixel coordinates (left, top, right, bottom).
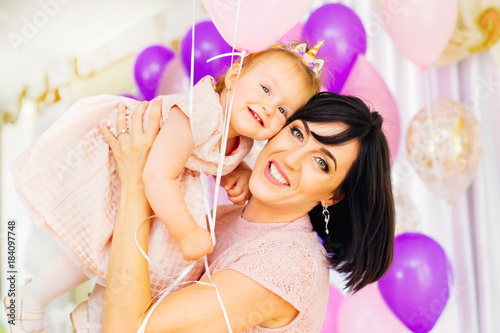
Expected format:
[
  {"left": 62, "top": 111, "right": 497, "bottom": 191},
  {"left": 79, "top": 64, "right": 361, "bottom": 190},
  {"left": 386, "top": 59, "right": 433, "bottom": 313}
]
[{"left": 11, "top": 76, "right": 253, "bottom": 296}]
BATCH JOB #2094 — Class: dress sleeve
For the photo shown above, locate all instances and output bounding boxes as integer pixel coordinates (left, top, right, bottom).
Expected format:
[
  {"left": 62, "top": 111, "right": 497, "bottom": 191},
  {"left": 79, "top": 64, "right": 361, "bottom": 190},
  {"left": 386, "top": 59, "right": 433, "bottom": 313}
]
[
  {"left": 228, "top": 237, "right": 321, "bottom": 314},
  {"left": 173, "top": 76, "right": 222, "bottom": 147}
]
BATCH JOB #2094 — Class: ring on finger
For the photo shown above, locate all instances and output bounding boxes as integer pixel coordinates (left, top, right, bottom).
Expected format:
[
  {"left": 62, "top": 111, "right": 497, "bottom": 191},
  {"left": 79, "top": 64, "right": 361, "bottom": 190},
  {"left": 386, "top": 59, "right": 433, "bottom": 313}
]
[{"left": 117, "top": 128, "right": 129, "bottom": 138}]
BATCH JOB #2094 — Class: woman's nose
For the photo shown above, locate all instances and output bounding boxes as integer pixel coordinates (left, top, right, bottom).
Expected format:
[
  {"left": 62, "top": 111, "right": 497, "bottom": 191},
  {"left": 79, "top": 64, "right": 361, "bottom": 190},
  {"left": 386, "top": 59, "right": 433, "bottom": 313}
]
[{"left": 283, "top": 146, "right": 305, "bottom": 171}]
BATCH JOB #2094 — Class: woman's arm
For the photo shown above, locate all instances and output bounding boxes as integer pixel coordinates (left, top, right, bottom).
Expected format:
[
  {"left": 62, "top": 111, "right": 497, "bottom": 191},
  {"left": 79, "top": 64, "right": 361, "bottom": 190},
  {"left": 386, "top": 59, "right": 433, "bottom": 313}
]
[
  {"left": 102, "top": 101, "right": 297, "bottom": 333},
  {"left": 101, "top": 100, "right": 160, "bottom": 332},
  {"left": 138, "top": 269, "right": 298, "bottom": 333},
  {"left": 143, "top": 103, "right": 213, "bottom": 261}
]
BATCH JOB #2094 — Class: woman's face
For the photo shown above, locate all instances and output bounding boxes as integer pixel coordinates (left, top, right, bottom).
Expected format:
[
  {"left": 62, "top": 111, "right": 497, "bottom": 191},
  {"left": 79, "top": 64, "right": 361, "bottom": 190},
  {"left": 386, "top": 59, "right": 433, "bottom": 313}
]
[{"left": 249, "top": 119, "right": 359, "bottom": 216}]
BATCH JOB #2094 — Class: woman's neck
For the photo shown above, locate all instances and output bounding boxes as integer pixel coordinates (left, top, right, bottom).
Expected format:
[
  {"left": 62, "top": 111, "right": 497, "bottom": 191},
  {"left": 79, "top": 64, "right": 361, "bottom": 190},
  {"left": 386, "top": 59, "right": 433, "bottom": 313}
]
[{"left": 243, "top": 198, "right": 304, "bottom": 224}]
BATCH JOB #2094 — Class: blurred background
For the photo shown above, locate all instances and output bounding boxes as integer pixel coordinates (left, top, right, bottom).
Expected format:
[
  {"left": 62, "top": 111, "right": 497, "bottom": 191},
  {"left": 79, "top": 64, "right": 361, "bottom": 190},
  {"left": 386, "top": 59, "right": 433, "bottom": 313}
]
[{"left": 1, "top": 0, "right": 499, "bottom": 332}]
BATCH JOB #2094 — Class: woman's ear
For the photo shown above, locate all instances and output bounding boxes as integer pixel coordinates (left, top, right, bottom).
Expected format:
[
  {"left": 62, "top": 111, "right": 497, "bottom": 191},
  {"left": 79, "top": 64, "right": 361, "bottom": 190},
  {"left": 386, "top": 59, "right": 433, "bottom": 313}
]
[
  {"left": 321, "top": 192, "right": 344, "bottom": 207},
  {"left": 224, "top": 63, "right": 241, "bottom": 88}
]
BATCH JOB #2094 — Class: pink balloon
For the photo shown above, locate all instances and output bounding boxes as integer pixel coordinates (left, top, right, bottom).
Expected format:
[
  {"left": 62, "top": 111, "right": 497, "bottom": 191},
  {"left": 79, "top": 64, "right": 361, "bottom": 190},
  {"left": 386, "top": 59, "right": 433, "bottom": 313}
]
[
  {"left": 337, "top": 284, "right": 407, "bottom": 333},
  {"left": 278, "top": 22, "right": 303, "bottom": 44},
  {"left": 321, "top": 284, "right": 343, "bottom": 333},
  {"left": 340, "top": 55, "right": 401, "bottom": 164},
  {"left": 201, "top": 0, "right": 314, "bottom": 52},
  {"left": 156, "top": 54, "right": 189, "bottom": 96},
  {"left": 381, "top": 0, "right": 457, "bottom": 69}
]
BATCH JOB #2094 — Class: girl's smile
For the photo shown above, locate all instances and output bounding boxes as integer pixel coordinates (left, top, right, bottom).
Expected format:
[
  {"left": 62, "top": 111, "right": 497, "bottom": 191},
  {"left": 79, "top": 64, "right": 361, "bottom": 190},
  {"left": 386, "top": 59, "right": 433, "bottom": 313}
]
[{"left": 222, "top": 55, "right": 312, "bottom": 141}]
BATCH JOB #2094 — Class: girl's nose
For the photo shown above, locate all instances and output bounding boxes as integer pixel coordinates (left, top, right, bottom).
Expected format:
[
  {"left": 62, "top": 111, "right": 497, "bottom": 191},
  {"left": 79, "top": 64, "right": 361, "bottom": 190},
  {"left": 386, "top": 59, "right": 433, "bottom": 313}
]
[
  {"left": 262, "top": 100, "right": 279, "bottom": 117},
  {"left": 262, "top": 105, "right": 273, "bottom": 117}
]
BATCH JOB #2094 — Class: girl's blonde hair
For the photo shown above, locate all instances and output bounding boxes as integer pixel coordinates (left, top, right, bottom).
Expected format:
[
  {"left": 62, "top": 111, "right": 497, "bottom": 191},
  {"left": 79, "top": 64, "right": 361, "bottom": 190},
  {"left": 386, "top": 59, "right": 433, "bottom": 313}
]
[{"left": 214, "top": 43, "right": 323, "bottom": 104}]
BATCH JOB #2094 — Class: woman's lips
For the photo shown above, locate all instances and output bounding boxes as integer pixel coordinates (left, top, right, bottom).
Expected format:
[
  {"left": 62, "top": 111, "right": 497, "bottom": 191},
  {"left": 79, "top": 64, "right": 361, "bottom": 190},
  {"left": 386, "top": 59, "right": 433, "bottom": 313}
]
[{"left": 264, "top": 160, "right": 290, "bottom": 187}]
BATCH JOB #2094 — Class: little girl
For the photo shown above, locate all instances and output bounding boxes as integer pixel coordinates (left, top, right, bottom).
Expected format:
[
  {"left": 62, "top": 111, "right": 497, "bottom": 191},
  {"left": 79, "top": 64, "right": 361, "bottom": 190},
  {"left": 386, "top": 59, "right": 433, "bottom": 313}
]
[{"left": 5, "top": 42, "right": 323, "bottom": 332}]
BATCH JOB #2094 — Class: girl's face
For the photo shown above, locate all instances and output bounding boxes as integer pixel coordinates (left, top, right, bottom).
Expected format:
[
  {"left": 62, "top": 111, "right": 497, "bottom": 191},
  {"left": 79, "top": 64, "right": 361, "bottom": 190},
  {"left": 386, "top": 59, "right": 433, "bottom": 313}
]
[
  {"left": 223, "top": 56, "right": 311, "bottom": 141},
  {"left": 249, "top": 119, "right": 359, "bottom": 219}
]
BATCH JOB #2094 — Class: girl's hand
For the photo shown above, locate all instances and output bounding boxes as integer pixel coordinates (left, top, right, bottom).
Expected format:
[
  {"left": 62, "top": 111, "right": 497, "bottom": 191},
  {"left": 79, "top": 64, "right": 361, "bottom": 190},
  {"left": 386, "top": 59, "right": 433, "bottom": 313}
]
[
  {"left": 220, "top": 161, "right": 252, "bottom": 205},
  {"left": 178, "top": 226, "right": 214, "bottom": 261},
  {"left": 101, "top": 100, "right": 162, "bottom": 187}
]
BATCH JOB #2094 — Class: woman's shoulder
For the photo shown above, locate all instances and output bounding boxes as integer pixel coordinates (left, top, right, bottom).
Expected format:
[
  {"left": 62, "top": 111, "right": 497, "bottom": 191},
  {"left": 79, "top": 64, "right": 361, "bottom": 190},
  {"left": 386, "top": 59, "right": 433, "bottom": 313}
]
[
  {"left": 226, "top": 214, "right": 330, "bottom": 286},
  {"left": 225, "top": 224, "right": 330, "bottom": 327},
  {"left": 206, "top": 213, "right": 330, "bottom": 330}
]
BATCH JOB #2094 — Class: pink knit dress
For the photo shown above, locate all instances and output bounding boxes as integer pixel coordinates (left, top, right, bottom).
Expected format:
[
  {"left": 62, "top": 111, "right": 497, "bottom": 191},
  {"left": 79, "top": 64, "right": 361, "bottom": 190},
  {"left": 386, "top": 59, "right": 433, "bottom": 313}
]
[
  {"left": 203, "top": 205, "right": 331, "bottom": 332},
  {"left": 10, "top": 76, "right": 253, "bottom": 297}
]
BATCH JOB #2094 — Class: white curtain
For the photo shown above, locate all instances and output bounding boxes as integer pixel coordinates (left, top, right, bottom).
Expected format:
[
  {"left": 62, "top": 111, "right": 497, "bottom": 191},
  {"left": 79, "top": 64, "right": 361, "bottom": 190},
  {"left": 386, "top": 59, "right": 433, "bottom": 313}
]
[{"left": 342, "top": 0, "right": 500, "bottom": 332}]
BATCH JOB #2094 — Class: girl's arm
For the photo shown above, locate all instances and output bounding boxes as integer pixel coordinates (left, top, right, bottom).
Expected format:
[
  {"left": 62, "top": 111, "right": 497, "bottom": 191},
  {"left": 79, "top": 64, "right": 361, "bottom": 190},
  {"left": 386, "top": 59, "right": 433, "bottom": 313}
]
[
  {"left": 102, "top": 101, "right": 298, "bottom": 333},
  {"left": 143, "top": 101, "right": 213, "bottom": 261}
]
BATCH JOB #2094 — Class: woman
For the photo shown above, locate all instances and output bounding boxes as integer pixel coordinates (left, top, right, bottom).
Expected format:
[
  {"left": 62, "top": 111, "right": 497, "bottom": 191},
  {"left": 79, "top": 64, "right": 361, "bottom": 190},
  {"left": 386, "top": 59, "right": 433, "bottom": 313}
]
[{"left": 101, "top": 91, "right": 394, "bottom": 332}]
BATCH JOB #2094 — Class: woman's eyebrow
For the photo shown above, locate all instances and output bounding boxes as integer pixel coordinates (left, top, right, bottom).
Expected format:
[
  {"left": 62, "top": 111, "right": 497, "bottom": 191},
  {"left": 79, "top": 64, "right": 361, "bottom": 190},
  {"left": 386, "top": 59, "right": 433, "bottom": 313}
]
[
  {"left": 320, "top": 148, "right": 337, "bottom": 171},
  {"left": 300, "top": 120, "right": 338, "bottom": 171}
]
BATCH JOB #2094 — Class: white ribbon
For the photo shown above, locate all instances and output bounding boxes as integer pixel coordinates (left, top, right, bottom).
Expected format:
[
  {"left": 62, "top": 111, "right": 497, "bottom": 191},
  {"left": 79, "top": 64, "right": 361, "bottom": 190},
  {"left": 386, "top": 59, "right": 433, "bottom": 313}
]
[
  {"left": 135, "top": 0, "right": 244, "bottom": 331},
  {"left": 206, "top": 50, "right": 248, "bottom": 63}
]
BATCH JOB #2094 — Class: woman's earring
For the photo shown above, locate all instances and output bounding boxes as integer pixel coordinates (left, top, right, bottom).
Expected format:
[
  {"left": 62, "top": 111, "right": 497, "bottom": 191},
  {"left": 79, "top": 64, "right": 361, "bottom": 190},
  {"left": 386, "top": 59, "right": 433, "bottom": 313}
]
[
  {"left": 226, "top": 84, "right": 230, "bottom": 90},
  {"left": 322, "top": 204, "right": 330, "bottom": 235}
]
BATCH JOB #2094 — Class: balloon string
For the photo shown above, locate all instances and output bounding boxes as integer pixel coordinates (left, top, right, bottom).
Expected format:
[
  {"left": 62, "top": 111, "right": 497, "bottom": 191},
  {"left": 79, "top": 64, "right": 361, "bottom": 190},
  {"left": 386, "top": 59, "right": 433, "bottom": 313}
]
[
  {"left": 136, "top": 1, "right": 202, "bottom": 331},
  {"left": 209, "top": 0, "right": 243, "bottom": 233},
  {"left": 135, "top": 0, "right": 243, "bottom": 331},
  {"left": 423, "top": 69, "right": 435, "bottom": 138},
  {"left": 423, "top": 69, "right": 438, "bottom": 181},
  {"left": 203, "top": 1, "right": 244, "bottom": 331},
  {"left": 206, "top": 51, "right": 248, "bottom": 63},
  {"left": 134, "top": 215, "right": 198, "bottom": 333},
  {"left": 133, "top": 217, "right": 226, "bottom": 332},
  {"left": 209, "top": 54, "right": 245, "bottom": 241}
]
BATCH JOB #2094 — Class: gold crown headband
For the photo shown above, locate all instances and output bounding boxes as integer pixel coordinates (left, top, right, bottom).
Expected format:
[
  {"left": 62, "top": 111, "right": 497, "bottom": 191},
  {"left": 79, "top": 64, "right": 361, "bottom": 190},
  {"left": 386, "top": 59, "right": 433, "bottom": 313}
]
[{"left": 293, "top": 40, "right": 325, "bottom": 73}]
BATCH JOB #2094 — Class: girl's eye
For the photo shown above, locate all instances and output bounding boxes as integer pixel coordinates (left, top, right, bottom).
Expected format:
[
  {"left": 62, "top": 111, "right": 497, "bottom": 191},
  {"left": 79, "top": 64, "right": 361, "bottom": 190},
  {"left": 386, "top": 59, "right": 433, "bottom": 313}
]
[
  {"left": 278, "top": 107, "right": 286, "bottom": 116},
  {"left": 315, "top": 157, "right": 329, "bottom": 172},
  {"left": 290, "top": 127, "right": 303, "bottom": 142},
  {"left": 262, "top": 86, "right": 270, "bottom": 95}
]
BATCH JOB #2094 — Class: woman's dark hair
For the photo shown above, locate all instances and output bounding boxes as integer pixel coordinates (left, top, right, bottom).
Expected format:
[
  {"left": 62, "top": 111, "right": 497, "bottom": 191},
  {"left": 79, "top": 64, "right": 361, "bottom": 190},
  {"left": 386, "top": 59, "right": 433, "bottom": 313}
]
[{"left": 285, "top": 91, "right": 395, "bottom": 293}]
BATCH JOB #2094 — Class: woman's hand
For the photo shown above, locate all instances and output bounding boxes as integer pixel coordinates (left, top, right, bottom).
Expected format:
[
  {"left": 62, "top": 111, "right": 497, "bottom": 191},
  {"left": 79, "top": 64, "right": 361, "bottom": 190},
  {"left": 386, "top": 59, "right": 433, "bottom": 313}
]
[{"left": 101, "top": 100, "right": 162, "bottom": 188}]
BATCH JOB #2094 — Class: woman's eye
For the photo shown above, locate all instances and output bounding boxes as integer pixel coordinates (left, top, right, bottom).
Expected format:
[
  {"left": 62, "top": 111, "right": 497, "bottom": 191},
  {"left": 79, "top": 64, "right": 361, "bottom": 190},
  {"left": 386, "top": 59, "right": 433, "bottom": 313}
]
[
  {"left": 291, "top": 127, "right": 303, "bottom": 142},
  {"left": 315, "top": 157, "right": 329, "bottom": 172},
  {"left": 278, "top": 107, "right": 286, "bottom": 116},
  {"left": 262, "top": 86, "right": 270, "bottom": 95}
]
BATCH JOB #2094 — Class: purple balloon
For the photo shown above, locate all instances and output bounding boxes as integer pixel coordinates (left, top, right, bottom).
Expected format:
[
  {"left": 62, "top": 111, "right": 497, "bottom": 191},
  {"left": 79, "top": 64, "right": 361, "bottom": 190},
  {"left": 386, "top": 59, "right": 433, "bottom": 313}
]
[
  {"left": 303, "top": 4, "right": 366, "bottom": 93},
  {"left": 378, "top": 233, "right": 452, "bottom": 333},
  {"left": 119, "top": 93, "right": 141, "bottom": 100},
  {"left": 134, "top": 45, "right": 175, "bottom": 100},
  {"left": 180, "top": 20, "right": 233, "bottom": 84}
]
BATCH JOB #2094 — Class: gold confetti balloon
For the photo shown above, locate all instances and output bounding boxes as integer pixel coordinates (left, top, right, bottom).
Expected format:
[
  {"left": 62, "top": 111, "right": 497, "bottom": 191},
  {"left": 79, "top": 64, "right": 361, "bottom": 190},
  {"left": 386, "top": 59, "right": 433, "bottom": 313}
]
[
  {"left": 407, "top": 99, "right": 482, "bottom": 201},
  {"left": 393, "top": 187, "right": 422, "bottom": 235}
]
